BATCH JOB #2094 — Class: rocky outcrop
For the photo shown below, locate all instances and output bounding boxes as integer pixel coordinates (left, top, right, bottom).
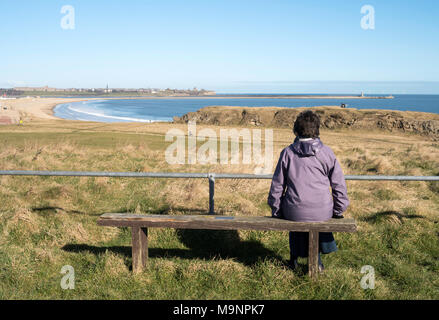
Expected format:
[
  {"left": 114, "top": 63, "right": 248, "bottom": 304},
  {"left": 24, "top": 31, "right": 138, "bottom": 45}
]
[{"left": 174, "top": 106, "right": 439, "bottom": 140}]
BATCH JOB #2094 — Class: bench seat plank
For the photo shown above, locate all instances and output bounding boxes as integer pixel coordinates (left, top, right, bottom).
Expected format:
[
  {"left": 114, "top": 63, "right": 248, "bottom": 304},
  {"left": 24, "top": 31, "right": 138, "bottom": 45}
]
[{"left": 98, "top": 214, "right": 357, "bottom": 232}]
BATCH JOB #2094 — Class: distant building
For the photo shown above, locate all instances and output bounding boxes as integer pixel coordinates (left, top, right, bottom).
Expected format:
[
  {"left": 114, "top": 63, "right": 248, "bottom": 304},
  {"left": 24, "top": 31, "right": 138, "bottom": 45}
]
[
  {"left": 12, "top": 86, "right": 215, "bottom": 96},
  {"left": 14, "top": 86, "right": 64, "bottom": 92},
  {"left": 104, "top": 84, "right": 113, "bottom": 93}
]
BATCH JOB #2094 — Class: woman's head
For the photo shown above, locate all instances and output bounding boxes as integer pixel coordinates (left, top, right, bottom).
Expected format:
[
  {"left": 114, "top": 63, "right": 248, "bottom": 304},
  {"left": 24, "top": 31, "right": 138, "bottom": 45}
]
[{"left": 293, "top": 110, "right": 320, "bottom": 138}]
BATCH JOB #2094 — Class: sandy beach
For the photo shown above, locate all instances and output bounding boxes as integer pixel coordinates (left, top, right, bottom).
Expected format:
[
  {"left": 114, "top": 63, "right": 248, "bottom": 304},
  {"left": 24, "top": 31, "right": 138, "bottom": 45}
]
[{"left": 0, "top": 97, "right": 102, "bottom": 121}]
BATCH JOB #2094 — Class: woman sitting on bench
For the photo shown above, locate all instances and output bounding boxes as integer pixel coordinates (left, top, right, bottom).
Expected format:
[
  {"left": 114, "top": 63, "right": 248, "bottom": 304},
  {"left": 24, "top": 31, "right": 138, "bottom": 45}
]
[{"left": 268, "top": 110, "right": 350, "bottom": 272}]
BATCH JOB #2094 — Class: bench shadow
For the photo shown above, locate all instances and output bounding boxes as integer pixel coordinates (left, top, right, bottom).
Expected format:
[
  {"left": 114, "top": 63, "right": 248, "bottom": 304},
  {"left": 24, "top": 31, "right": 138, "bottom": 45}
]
[
  {"left": 61, "top": 244, "right": 133, "bottom": 270},
  {"left": 32, "top": 206, "right": 85, "bottom": 215},
  {"left": 175, "top": 229, "right": 283, "bottom": 266},
  {"left": 360, "top": 210, "right": 425, "bottom": 224},
  {"left": 62, "top": 244, "right": 130, "bottom": 256},
  {"left": 31, "top": 205, "right": 198, "bottom": 217},
  {"left": 32, "top": 206, "right": 210, "bottom": 218},
  {"left": 62, "top": 229, "right": 283, "bottom": 268}
]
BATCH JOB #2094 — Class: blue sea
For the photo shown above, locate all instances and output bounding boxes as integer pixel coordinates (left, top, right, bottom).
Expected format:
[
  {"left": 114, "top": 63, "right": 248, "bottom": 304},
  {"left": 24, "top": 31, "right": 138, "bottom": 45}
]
[{"left": 53, "top": 94, "right": 439, "bottom": 123}]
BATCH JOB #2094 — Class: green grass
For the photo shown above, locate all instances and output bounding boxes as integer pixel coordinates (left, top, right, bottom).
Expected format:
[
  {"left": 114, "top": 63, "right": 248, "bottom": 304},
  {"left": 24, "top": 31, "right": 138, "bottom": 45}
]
[{"left": 0, "top": 122, "right": 438, "bottom": 299}]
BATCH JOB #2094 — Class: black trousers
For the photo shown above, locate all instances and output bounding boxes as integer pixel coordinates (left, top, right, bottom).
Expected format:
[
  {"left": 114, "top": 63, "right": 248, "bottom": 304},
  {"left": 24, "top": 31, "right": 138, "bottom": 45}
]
[{"left": 289, "top": 232, "right": 338, "bottom": 259}]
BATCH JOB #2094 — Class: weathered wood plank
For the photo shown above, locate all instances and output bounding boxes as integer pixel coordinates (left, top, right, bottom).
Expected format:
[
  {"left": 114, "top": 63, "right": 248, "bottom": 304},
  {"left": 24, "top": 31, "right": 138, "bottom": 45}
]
[
  {"left": 139, "top": 227, "right": 148, "bottom": 269},
  {"left": 308, "top": 230, "right": 319, "bottom": 280},
  {"left": 98, "top": 214, "right": 357, "bottom": 233},
  {"left": 131, "top": 227, "right": 148, "bottom": 273}
]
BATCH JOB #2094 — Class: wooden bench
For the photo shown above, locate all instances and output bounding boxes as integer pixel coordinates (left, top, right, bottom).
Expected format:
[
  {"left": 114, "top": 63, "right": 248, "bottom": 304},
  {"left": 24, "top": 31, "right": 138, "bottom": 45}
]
[{"left": 97, "top": 214, "right": 357, "bottom": 279}]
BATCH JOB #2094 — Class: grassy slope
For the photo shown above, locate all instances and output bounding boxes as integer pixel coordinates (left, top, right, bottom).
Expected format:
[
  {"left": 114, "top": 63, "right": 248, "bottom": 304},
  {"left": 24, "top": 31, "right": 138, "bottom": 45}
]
[{"left": 0, "top": 119, "right": 438, "bottom": 299}]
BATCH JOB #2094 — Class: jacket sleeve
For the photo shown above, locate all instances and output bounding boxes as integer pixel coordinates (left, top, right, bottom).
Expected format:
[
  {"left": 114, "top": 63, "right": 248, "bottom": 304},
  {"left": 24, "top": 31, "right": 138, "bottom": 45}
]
[
  {"left": 328, "top": 151, "right": 350, "bottom": 216},
  {"left": 267, "top": 149, "right": 288, "bottom": 218}
]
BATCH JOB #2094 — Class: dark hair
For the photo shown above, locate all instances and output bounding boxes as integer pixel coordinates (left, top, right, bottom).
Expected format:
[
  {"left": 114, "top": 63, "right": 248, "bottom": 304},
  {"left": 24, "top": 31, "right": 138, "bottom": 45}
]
[{"left": 293, "top": 110, "right": 320, "bottom": 138}]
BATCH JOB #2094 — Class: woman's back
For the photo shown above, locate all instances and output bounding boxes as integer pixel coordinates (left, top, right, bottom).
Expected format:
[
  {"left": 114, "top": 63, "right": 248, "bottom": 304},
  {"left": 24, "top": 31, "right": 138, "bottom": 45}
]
[{"left": 268, "top": 137, "right": 349, "bottom": 222}]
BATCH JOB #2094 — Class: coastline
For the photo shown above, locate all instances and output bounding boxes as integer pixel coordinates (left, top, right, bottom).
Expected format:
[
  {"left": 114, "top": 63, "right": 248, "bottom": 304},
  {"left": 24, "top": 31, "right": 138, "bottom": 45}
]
[
  {"left": 30, "top": 94, "right": 394, "bottom": 100},
  {"left": 2, "top": 97, "right": 102, "bottom": 121},
  {"left": 2, "top": 97, "right": 439, "bottom": 125},
  {"left": 0, "top": 97, "right": 438, "bottom": 140}
]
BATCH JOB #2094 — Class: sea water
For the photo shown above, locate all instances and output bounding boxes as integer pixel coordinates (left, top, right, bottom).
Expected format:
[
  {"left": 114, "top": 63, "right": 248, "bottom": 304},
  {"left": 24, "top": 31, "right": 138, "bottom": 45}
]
[{"left": 53, "top": 94, "right": 439, "bottom": 123}]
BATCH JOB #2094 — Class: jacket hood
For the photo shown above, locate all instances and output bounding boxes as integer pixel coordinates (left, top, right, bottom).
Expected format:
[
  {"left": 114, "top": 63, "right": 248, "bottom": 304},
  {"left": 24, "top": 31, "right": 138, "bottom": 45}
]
[{"left": 291, "top": 137, "right": 323, "bottom": 156}]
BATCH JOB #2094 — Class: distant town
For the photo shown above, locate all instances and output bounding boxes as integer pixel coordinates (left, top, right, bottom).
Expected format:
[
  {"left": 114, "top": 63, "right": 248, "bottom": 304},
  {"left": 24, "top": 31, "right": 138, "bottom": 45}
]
[
  {"left": 0, "top": 86, "right": 216, "bottom": 97},
  {"left": 0, "top": 86, "right": 395, "bottom": 100}
]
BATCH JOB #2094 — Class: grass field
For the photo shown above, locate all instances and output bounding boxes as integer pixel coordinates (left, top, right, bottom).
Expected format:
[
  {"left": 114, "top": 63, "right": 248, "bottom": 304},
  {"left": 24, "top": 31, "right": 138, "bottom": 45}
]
[{"left": 0, "top": 119, "right": 438, "bottom": 299}]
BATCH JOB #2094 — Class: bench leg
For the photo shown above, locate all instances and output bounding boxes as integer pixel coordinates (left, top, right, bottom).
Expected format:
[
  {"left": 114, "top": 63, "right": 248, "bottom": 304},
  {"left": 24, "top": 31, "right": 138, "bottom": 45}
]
[
  {"left": 308, "top": 230, "right": 319, "bottom": 280},
  {"left": 131, "top": 227, "right": 148, "bottom": 274}
]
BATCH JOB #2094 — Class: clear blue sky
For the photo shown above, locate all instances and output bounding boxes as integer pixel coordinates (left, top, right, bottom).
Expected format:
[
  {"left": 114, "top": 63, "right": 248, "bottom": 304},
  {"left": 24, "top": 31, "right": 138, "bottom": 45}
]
[{"left": 1, "top": 0, "right": 438, "bottom": 93}]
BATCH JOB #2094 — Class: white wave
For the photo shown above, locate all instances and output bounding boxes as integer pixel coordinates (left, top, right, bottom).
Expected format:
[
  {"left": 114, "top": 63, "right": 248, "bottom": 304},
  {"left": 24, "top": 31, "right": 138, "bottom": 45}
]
[
  {"left": 67, "top": 105, "right": 169, "bottom": 123},
  {"left": 82, "top": 99, "right": 105, "bottom": 105}
]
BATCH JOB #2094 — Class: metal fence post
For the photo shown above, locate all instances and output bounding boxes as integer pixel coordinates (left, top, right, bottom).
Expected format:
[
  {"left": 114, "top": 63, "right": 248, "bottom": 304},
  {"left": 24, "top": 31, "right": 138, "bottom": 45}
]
[{"left": 208, "top": 173, "right": 215, "bottom": 214}]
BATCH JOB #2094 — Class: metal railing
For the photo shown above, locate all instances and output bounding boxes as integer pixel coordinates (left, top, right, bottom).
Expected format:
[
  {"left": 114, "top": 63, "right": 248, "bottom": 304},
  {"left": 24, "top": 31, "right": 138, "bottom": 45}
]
[{"left": 1, "top": 170, "right": 438, "bottom": 214}]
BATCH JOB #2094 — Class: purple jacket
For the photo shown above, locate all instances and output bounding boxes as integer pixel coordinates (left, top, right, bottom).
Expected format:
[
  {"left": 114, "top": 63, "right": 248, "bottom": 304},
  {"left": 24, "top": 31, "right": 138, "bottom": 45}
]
[{"left": 268, "top": 137, "right": 349, "bottom": 222}]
